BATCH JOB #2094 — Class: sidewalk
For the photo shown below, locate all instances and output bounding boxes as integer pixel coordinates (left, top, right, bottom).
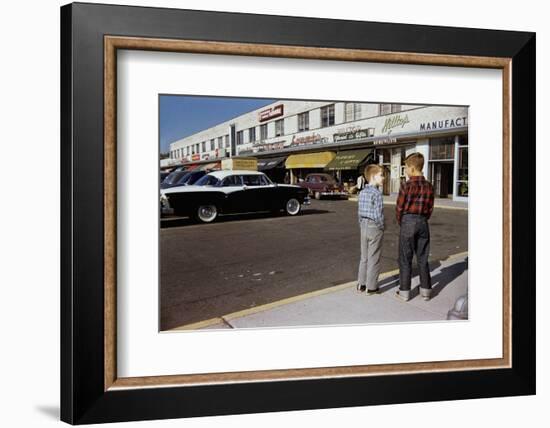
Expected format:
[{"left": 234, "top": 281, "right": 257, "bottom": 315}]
[
  {"left": 172, "top": 253, "right": 468, "bottom": 331},
  {"left": 348, "top": 193, "right": 468, "bottom": 210}
]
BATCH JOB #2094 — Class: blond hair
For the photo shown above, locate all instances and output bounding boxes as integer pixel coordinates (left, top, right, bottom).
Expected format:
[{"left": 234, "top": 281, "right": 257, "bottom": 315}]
[
  {"left": 364, "top": 164, "right": 384, "bottom": 183},
  {"left": 404, "top": 152, "right": 425, "bottom": 172}
]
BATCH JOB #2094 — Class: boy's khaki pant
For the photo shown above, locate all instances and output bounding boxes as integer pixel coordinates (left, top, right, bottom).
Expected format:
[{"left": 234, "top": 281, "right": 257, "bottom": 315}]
[{"left": 357, "top": 219, "right": 384, "bottom": 290}]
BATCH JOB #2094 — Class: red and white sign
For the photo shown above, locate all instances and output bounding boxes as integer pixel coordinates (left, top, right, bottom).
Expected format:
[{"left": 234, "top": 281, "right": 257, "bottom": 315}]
[
  {"left": 258, "top": 104, "right": 284, "bottom": 122},
  {"left": 191, "top": 154, "right": 200, "bottom": 161}
]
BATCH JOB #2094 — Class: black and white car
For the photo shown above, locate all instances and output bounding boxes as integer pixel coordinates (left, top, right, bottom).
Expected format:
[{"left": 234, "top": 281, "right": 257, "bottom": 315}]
[{"left": 160, "top": 170, "right": 310, "bottom": 223}]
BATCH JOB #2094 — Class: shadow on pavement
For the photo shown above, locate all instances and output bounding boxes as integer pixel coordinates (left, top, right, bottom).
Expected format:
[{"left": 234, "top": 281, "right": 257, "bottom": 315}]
[
  {"left": 374, "top": 257, "right": 468, "bottom": 298},
  {"left": 429, "top": 257, "right": 468, "bottom": 298},
  {"left": 160, "top": 208, "right": 331, "bottom": 228}
]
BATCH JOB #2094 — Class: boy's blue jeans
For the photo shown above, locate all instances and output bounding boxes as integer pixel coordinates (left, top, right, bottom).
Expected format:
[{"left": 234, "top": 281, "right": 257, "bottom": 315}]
[{"left": 398, "top": 214, "right": 432, "bottom": 292}]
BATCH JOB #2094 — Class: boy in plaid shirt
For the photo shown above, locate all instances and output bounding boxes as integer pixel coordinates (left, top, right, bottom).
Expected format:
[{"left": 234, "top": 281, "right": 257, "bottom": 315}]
[
  {"left": 395, "top": 153, "right": 435, "bottom": 302},
  {"left": 357, "top": 164, "right": 385, "bottom": 294}
]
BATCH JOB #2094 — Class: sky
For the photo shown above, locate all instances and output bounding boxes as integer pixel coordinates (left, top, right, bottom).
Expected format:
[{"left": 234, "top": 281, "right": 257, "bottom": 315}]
[{"left": 159, "top": 95, "right": 275, "bottom": 153}]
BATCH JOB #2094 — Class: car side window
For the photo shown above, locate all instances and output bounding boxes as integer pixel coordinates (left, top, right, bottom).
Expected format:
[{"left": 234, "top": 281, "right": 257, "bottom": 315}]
[
  {"left": 222, "top": 175, "right": 242, "bottom": 186},
  {"left": 259, "top": 175, "right": 271, "bottom": 186},
  {"left": 242, "top": 175, "right": 262, "bottom": 186}
]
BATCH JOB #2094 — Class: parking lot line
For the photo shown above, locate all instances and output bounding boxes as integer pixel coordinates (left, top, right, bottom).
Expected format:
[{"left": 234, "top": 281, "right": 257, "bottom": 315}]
[{"left": 167, "top": 251, "right": 468, "bottom": 331}]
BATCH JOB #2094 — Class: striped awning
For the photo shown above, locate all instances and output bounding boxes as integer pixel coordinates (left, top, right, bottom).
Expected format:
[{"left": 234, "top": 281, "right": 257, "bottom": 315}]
[
  {"left": 199, "top": 162, "right": 221, "bottom": 171},
  {"left": 285, "top": 152, "right": 336, "bottom": 169}
]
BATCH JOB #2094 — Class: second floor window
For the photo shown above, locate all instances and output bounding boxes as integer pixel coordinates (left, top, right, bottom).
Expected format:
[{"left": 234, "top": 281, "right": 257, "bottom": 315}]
[
  {"left": 380, "top": 104, "right": 402, "bottom": 115},
  {"left": 225, "top": 134, "right": 230, "bottom": 148},
  {"left": 236, "top": 130, "right": 244, "bottom": 145},
  {"left": 210, "top": 139, "right": 215, "bottom": 151},
  {"left": 298, "top": 112, "right": 309, "bottom": 132},
  {"left": 249, "top": 127, "right": 256, "bottom": 142},
  {"left": 321, "top": 104, "right": 335, "bottom": 127},
  {"left": 201, "top": 141, "right": 206, "bottom": 152},
  {"left": 260, "top": 123, "right": 268, "bottom": 140},
  {"left": 218, "top": 137, "right": 223, "bottom": 149},
  {"left": 345, "top": 103, "right": 362, "bottom": 121},
  {"left": 275, "top": 119, "right": 284, "bottom": 137}
]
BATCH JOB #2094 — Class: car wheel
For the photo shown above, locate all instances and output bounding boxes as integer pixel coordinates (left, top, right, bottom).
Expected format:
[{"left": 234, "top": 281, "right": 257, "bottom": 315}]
[
  {"left": 314, "top": 191, "right": 321, "bottom": 200},
  {"left": 196, "top": 204, "right": 218, "bottom": 223},
  {"left": 285, "top": 198, "right": 301, "bottom": 216}
]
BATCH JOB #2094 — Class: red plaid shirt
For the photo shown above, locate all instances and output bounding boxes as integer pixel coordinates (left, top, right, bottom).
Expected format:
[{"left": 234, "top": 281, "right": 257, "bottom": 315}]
[{"left": 395, "top": 176, "right": 435, "bottom": 224}]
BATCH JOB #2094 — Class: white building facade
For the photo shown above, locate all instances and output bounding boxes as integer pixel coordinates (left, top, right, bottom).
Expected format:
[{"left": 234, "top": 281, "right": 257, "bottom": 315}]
[{"left": 168, "top": 100, "right": 468, "bottom": 201}]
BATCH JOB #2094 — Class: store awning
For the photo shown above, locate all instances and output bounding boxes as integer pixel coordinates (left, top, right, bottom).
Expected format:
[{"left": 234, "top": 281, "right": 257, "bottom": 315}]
[
  {"left": 325, "top": 149, "right": 373, "bottom": 171},
  {"left": 257, "top": 156, "right": 287, "bottom": 171},
  {"left": 285, "top": 152, "right": 335, "bottom": 169},
  {"left": 199, "top": 162, "right": 221, "bottom": 171},
  {"left": 183, "top": 164, "right": 200, "bottom": 171}
]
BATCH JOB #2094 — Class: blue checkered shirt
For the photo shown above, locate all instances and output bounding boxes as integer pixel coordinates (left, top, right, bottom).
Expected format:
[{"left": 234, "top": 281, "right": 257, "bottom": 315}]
[{"left": 358, "top": 184, "right": 385, "bottom": 230}]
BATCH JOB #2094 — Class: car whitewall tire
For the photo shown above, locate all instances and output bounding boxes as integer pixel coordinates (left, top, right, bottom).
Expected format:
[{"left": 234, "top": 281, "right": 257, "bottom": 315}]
[
  {"left": 196, "top": 205, "right": 218, "bottom": 223},
  {"left": 285, "top": 198, "right": 301, "bottom": 216}
]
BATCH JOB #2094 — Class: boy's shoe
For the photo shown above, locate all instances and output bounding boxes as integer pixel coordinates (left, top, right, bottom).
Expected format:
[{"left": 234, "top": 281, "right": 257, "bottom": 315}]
[
  {"left": 395, "top": 289, "right": 411, "bottom": 302},
  {"left": 356, "top": 284, "right": 366, "bottom": 293},
  {"left": 366, "top": 288, "right": 380, "bottom": 296},
  {"left": 420, "top": 288, "right": 432, "bottom": 301}
]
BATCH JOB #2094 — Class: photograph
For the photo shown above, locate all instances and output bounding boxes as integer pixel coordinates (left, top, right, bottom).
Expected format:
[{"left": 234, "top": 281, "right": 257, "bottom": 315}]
[{"left": 159, "top": 96, "right": 469, "bottom": 331}]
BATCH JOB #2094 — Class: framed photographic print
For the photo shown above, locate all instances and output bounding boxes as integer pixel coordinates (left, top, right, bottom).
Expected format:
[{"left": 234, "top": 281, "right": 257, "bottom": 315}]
[{"left": 60, "top": 2, "right": 536, "bottom": 424}]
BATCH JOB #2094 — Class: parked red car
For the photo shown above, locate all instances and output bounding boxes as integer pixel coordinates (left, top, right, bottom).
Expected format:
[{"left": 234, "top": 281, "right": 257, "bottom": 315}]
[{"left": 298, "top": 173, "right": 348, "bottom": 200}]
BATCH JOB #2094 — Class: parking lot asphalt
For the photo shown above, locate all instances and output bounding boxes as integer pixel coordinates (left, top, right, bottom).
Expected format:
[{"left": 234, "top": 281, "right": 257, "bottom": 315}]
[{"left": 160, "top": 199, "right": 468, "bottom": 330}]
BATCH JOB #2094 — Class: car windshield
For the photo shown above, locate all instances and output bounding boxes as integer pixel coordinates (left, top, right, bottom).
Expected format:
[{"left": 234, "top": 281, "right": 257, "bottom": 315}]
[
  {"left": 163, "top": 171, "right": 188, "bottom": 184},
  {"left": 181, "top": 171, "right": 205, "bottom": 185},
  {"left": 194, "top": 174, "right": 220, "bottom": 186}
]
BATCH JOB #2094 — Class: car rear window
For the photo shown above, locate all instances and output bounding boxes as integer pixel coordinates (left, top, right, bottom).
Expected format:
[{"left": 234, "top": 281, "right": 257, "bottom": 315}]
[{"left": 242, "top": 175, "right": 263, "bottom": 186}]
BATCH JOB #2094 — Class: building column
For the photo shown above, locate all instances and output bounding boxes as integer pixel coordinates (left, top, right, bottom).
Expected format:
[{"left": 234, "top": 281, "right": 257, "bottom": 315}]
[{"left": 415, "top": 138, "right": 430, "bottom": 179}]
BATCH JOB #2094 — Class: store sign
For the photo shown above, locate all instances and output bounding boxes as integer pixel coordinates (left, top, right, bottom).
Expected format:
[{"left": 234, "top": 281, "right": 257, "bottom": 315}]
[
  {"left": 381, "top": 114, "right": 410, "bottom": 133},
  {"left": 221, "top": 158, "right": 258, "bottom": 171},
  {"left": 240, "top": 140, "right": 288, "bottom": 154},
  {"left": 258, "top": 104, "right": 284, "bottom": 122},
  {"left": 202, "top": 154, "right": 210, "bottom": 160},
  {"left": 333, "top": 128, "right": 374, "bottom": 143},
  {"left": 419, "top": 116, "right": 468, "bottom": 131},
  {"left": 373, "top": 137, "right": 398, "bottom": 145},
  {"left": 191, "top": 154, "right": 200, "bottom": 161},
  {"left": 291, "top": 133, "right": 328, "bottom": 146}
]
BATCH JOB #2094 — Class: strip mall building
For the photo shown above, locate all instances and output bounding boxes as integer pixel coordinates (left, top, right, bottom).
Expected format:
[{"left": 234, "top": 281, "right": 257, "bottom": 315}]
[{"left": 167, "top": 101, "right": 468, "bottom": 201}]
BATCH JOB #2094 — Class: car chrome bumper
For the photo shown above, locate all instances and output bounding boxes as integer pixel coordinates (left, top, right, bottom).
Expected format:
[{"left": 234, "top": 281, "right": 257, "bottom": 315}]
[
  {"left": 303, "top": 196, "right": 311, "bottom": 205},
  {"left": 320, "top": 191, "right": 348, "bottom": 197}
]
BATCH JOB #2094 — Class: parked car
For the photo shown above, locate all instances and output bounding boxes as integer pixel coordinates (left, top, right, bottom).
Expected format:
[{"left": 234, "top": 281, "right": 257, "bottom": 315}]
[
  {"left": 298, "top": 173, "right": 348, "bottom": 200},
  {"left": 160, "top": 170, "right": 310, "bottom": 223},
  {"left": 161, "top": 170, "right": 207, "bottom": 189}
]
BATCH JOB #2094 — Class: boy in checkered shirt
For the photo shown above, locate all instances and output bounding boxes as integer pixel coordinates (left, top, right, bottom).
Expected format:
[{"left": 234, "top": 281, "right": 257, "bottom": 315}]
[
  {"left": 357, "top": 164, "right": 385, "bottom": 294},
  {"left": 395, "top": 153, "right": 435, "bottom": 302}
]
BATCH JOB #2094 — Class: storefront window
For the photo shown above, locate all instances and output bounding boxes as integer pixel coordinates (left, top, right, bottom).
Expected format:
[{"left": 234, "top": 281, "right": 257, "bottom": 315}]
[
  {"left": 430, "top": 136, "right": 455, "bottom": 160},
  {"left": 457, "top": 135, "right": 468, "bottom": 197}
]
